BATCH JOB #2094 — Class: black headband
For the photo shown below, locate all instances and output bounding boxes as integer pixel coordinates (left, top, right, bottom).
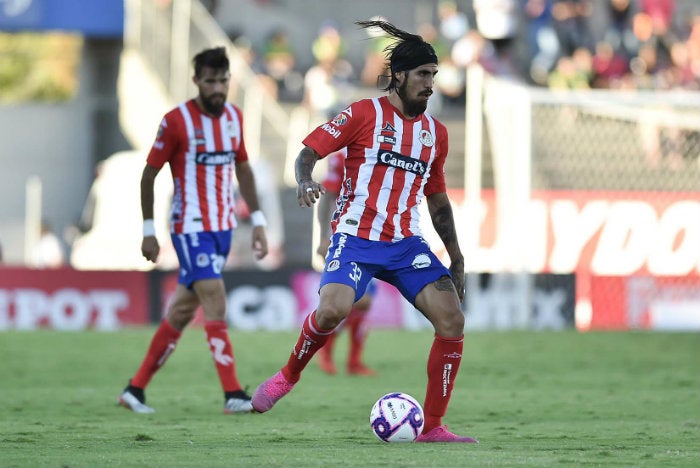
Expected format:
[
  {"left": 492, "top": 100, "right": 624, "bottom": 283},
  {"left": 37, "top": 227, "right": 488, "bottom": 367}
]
[{"left": 390, "top": 42, "right": 438, "bottom": 73}]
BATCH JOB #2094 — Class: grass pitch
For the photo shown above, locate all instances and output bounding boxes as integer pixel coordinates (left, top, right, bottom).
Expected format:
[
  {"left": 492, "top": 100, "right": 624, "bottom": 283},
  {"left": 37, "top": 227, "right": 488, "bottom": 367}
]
[{"left": 0, "top": 328, "right": 698, "bottom": 467}]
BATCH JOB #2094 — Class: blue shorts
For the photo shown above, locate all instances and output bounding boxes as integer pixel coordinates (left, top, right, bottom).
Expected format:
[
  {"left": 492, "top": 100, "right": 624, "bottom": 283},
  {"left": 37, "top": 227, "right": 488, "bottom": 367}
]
[
  {"left": 364, "top": 278, "right": 378, "bottom": 298},
  {"left": 320, "top": 233, "right": 451, "bottom": 305},
  {"left": 171, "top": 230, "right": 232, "bottom": 288}
]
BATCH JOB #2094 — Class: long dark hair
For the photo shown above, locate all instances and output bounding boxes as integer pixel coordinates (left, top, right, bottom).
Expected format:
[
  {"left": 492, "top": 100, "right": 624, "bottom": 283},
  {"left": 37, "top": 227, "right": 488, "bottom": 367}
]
[{"left": 356, "top": 19, "right": 437, "bottom": 91}]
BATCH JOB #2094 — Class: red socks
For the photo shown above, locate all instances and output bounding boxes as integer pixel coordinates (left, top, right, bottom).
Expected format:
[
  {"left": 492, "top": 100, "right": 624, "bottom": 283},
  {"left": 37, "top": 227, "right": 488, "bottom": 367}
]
[
  {"left": 131, "top": 319, "right": 181, "bottom": 388},
  {"left": 131, "top": 320, "right": 243, "bottom": 393},
  {"left": 422, "top": 334, "right": 464, "bottom": 433},
  {"left": 282, "top": 311, "right": 335, "bottom": 383},
  {"left": 204, "top": 320, "right": 242, "bottom": 393},
  {"left": 345, "top": 308, "right": 368, "bottom": 367}
]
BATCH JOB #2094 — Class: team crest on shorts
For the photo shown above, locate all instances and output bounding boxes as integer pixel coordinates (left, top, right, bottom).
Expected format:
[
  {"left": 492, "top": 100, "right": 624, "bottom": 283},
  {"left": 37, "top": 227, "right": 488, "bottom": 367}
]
[
  {"left": 419, "top": 130, "right": 434, "bottom": 147},
  {"left": 196, "top": 253, "right": 210, "bottom": 268},
  {"left": 412, "top": 254, "right": 431, "bottom": 269},
  {"left": 326, "top": 259, "right": 340, "bottom": 271}
]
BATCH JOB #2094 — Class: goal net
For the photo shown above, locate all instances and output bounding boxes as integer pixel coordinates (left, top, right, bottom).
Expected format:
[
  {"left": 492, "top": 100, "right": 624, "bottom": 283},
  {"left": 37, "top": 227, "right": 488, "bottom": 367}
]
[{"left": 456, "top": 65, "right": 700, "bottom": 331}]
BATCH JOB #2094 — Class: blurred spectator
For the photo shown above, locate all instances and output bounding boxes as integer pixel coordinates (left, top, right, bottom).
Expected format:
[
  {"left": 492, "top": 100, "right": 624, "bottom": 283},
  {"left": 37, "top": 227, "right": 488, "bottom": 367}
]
[
  {"left": 572, "top": 46, "right": 594, "bottom": 83},
  {"left": 473, "top": 0, "right": 519, "bottom": 77},
  {"left": 418, "top": 22, "right": 460, "bottom": 111},
  {"left": 629, "top": 42, "right": 663, "bottom": 88},
  {"left": 634, "top": 0, "right": 678, "bottom": 70},
  {"left": 524, "top": 0, "right": 560, "bottom": 85},
  {"left": 312, "top": 21, "right": 349, "bottom": 67},
  {"left": 452, "top": 29, "right": 489, "bottom": 70},
  {"left": 666, "top": 40, "right": 698, "bottom": 88},
  {"left": 437, "top": 0, "right": 469, "bottom": 41},
  {"left": 551, "top": 0, "right": 593, "bottom": 56},
  {"left": 30, "top": 220, "right": 65, "bottom": 268},
  {"left": 262, "top": 28, "right": 303, "bottom": 100},
  {"left": 303, "top": 22, "right": 355, "bottom": 123},
  {"left": 592, "top": 40, "right": 629, "bottom": 87},
  {"left": 230, "top": 36, "right": 280, "bottom": 100},
  {"left": 547, "top": 55, "right": 590, "bottom": 89},
  {"left": 603, "top": 0, "right": 640, "bottom": 59},
  {"left": 457, "top": 27, "right": 506, "bottom": 74},
  {"left": 685, "top": 15, "right": 700, "bottom": 81}
]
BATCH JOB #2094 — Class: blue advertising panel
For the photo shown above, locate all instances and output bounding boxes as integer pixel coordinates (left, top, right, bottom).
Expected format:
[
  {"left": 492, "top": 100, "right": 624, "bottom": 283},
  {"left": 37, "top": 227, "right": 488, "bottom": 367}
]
[{"left": 0, "top": 0, "right": 123, "bottom": 37}]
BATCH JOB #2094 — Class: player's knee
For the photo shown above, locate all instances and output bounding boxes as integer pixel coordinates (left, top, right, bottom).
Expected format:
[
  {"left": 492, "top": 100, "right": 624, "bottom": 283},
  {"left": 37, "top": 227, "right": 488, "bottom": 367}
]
[
  {"left": 433, "top": 308, "right": 465, "bottom": 336},
  {"left": 167, "top": 305, "right": 195, "bottom": 329},
  {"left": 316, "top": 303, "right": 350, "bottom": 329}
]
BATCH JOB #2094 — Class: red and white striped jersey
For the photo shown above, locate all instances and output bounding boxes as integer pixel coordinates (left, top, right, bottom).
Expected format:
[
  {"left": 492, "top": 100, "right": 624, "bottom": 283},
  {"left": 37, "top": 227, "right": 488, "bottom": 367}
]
[
  {"left": 147, "top": 99, "right": 249, "bottom": 234},
  {"left": 303, "top": 96, "right": 448, "bottom": 242}
]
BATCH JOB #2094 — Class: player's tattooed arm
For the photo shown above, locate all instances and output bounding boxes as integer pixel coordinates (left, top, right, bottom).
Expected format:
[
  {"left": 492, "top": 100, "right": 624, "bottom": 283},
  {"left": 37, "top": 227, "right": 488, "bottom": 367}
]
[
  {"left": 295, "top": 146, "right": 320, "bottom": 183},
  {"left": 427, "top": 192, "right": 465, "bottom": 301},
  {"left": 295, "top": 146, "right": 325, "bottom": 206},
  {"left": 427, "top": 192, "right": 461, "bottom": 261}
]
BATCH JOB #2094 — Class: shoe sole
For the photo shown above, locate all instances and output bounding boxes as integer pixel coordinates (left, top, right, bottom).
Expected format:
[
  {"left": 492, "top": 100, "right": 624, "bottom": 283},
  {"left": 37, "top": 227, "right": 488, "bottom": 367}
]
[{"left": 118, "top": 394, "right": 155, "bottom": 414}]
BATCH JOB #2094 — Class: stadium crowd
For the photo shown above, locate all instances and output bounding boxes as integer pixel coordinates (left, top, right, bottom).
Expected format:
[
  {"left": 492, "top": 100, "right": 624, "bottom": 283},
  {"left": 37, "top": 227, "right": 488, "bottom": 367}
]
[{"left": 222, "top": 0, "right": 700, "bottom": 111}]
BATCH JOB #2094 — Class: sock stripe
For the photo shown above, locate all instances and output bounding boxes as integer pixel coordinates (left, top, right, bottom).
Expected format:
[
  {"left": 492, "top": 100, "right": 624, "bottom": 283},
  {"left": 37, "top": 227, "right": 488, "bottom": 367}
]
[{"left": 308, "top": 311, "right": 335, "bottom": 336}]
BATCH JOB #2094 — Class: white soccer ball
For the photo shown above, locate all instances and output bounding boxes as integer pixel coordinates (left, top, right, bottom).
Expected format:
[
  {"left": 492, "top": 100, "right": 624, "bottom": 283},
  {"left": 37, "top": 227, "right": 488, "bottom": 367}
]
[{"left": 369, "top": 392, "right": 424, "bottom": 443}]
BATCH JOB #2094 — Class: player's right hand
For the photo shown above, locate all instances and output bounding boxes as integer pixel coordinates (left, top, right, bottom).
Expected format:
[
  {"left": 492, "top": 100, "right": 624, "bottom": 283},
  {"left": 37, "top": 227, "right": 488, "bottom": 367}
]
[
  {"left": 297, "top": 179, "right": 325, "bottom": 207},
  {"left": 141, "top": 236, "right": 160, "bottom": 263}
]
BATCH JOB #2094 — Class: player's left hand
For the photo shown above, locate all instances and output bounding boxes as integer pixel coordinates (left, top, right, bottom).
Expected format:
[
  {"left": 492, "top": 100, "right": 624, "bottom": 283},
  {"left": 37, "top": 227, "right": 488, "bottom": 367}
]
[
  {"left": 297, "top": 179, "right": 325, "bottom": 207},
  {"left": 450, "top": 257, "right": 465, "bottom": 302},
  {"left": 252, "top": 226, "right": 268, "bottom": 260}
]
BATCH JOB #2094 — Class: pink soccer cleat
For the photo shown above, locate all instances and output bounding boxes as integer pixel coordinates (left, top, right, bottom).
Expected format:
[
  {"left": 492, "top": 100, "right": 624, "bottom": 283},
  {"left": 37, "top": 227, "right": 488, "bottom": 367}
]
[
  {"left": 415, "top": 425, "right": 479, "bottom": 443},
  {"left": 251, "top": 371, "right": 295, "bottom": 413}
]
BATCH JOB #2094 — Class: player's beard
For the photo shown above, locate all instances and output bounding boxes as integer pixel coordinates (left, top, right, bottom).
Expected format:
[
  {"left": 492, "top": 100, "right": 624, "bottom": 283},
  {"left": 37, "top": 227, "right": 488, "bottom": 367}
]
[
  {"left": 397, "top": 81, "right": 429, "bottom": 117},
  {"left": 200, "top": 93, "right": 226, "bottom": 116}
]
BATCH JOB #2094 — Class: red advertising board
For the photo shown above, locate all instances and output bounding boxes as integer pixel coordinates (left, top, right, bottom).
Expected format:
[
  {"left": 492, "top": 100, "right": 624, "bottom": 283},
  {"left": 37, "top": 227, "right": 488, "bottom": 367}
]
[
  {"left": 0, "top": 267, "right": 150, "bottom": 330},
  {"left": 437, "top": 189, "right": 700, "bottom": 330},
  {"left": 590, "top": 275, "right": 700, "bottom": 330}
]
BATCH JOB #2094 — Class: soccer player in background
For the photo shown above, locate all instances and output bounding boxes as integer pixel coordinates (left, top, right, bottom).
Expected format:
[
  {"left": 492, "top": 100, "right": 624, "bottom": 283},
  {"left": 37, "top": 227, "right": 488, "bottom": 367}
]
[
  {"left": 118, "top": 47, "right": 268, "bottom": 414},
  {"left": 315, "top": 148, "right": 376, "bottom": 377},
  {"left": 252, "top": 19, "right": 477, "bottom": 443}
]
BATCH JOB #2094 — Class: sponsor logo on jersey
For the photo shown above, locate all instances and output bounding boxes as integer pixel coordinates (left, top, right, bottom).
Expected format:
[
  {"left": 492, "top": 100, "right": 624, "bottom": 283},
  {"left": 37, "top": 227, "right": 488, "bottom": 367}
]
[
  {"left": 331, "top": 113, "right": 348, "bottom": 126},
  {"left": 377, "top": 135, "right": 397, "bottom": 145},
  {"left": 321, "top": 123, "right": 341, "bottom": 139},
  {"left": 226, "top": 121, "right": 238, "bottom": 137},
  {"left": 382, "top": 122, "right": 397, "bottom": 132},
  {"left": 333, "top": 180, "right": 351, "bottom": 223},
  {"left": 196, "top": 151, "right": 235, "bottom": 165},
  {"left": 419, "top": 129, "right": 434, "bottom": 147},
  {"left": 377, "top": 150, "right": 427, "bottom": 175},
  {"left": 412, "top": 254, "right": 431, "bottom": 269},
  {"left": 345, "top": 219, "right": 358, "bottom": 226}
]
